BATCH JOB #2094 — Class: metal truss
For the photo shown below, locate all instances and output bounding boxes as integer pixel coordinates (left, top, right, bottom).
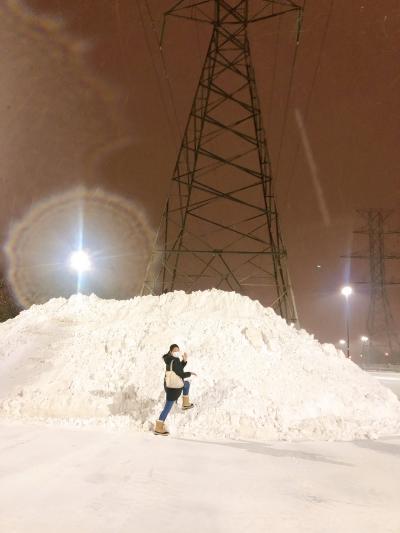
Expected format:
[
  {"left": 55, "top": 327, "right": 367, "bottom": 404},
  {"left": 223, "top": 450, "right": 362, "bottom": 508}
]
[{"left": 142, "top": 1, "right": 302, "bottom": 323}]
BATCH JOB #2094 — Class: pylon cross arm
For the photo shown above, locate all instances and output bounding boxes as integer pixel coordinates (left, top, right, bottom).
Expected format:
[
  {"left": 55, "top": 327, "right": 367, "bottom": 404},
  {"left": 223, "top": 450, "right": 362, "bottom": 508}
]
[{"left": 162, "top": 1, "right": 303, "bottom": 36}]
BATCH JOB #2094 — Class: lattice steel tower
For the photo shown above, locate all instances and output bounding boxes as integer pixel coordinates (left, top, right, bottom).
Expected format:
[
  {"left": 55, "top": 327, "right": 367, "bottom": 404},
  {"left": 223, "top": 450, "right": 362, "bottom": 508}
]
[
  {"left": 347, "top": 209, "right": 400, "bottom": 362},
  {"left": 143, "top": 1, "right": 302, "bottom": 323}
]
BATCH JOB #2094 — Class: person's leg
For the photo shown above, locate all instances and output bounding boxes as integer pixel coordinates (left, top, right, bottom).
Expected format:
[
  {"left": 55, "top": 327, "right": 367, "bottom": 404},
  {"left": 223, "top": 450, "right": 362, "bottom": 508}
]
[
  {"left": 182, "top": 381, "right": 194, "bottom": 410},
  {"left": 183, "top": 380, "right": 190, "bottom": 396},
  {"left": 159, "top": 400, "right": 175, "bottom": 421}
]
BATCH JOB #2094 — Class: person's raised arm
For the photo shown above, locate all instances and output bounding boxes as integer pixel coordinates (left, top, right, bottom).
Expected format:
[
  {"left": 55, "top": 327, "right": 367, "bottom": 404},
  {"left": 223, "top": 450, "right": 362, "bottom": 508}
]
[{"left": 181, "top": 351, "right": 188, "bottom": 369}]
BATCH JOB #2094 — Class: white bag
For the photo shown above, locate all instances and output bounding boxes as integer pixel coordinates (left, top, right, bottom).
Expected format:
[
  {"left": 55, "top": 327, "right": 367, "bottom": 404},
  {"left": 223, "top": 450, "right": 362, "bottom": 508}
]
[{"left": 165, "top": 358, "right": 184, "bottom": 389}]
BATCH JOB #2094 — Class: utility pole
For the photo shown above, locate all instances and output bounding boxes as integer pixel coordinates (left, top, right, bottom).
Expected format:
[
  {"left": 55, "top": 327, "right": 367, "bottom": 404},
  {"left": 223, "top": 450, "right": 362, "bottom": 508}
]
[
  {"left": 343, "top": 209, "right": 400, "bottom": 363},
  {"left": 142, "top": 0, "right": 302, "bottom": 324}
]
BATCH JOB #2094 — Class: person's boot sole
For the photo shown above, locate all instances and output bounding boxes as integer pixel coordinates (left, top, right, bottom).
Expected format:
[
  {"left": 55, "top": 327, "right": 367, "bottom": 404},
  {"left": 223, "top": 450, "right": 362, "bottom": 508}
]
[
  {"left": 154, "top": 430, "right": 169, "bottom": 436},
  {"left": 182, "top": 405, "right": 194, "bottom": 410}
]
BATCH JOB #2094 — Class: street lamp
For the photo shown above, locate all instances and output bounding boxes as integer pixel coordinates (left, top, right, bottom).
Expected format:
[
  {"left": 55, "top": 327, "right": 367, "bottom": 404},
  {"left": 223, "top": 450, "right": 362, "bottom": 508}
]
[
  {"left": 69, "top": 250, "right": 91, "bottom": 272},
  {"left": 341, "top": 285, "right": 353, "bottom": 358},
  {"left": 360, "top": 336, "right": 369, "bottom": 367},
  {"left": 341, "top": 286, "right": 353, "bottom": 298},
  {"left": 69, "top": 249, "right": 91, "bottom": 294}
]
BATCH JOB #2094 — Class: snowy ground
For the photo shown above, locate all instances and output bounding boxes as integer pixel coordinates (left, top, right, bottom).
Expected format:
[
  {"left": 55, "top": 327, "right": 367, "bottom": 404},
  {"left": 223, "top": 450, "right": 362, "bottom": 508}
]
[
  {"left": 1, "top": 293, "right": 399, "bottom": 531},
  {"left": 0, "top": 422, "right": 399, "bottom": 533},
  {"left": 372, "top": 372, "right": 400, "bottom": 399}
]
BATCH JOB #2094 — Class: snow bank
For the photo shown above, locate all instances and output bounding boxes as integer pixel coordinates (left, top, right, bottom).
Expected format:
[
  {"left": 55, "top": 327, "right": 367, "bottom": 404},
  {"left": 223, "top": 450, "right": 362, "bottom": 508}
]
[{"left": 0, "top": 289, "right": 399, "bottom": 441}]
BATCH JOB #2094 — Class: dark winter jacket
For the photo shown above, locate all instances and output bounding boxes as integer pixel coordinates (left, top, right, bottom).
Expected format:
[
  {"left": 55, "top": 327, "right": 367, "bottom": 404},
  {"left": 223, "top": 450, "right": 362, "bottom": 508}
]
[{"left": 162, "top": 353, "right": 191, "bottom": 401}]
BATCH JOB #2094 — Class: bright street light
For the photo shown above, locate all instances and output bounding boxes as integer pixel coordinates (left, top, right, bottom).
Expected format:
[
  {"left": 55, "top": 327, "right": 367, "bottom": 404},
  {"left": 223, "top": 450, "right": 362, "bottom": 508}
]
[
  {"left": 360, "top": 336, "right": 369, "bottom": 343},
  {"left": 69, "top": 250, "right": 91, "bottom": 273},
  {"left": 341, "top": 286, "right": 353, "bottom": 298},
  {"left": 339, "top": 339, "right": 346, "bottom": 346},
  {"left": 340, "top": 285, "right": 353, "bottom": 358}
]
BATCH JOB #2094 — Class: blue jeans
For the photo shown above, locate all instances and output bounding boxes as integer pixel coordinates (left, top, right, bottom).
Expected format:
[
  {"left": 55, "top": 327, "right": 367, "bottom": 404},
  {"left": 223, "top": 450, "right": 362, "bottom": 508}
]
[{"left": 159, "top": 381, "right": 190, "bottom": 421}]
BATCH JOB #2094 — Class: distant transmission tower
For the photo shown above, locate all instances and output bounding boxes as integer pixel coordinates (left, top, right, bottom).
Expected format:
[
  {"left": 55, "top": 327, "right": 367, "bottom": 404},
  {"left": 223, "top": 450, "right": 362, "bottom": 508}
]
[
  {"left": 142, "top": 0, "right": 302, "bottom": 323},
  {"left": 346, "top": 209, "right": 400, "bottom": 362}
]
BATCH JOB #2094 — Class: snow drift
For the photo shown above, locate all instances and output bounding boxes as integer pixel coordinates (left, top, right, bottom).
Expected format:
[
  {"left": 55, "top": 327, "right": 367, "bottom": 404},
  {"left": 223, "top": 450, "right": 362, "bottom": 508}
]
[{"left": 0, "top": 289, "right": 399, "bottom": 441}]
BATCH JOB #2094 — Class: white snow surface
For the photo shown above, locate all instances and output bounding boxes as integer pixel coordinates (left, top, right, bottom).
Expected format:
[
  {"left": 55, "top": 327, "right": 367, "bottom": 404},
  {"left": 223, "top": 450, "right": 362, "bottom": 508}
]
[{"left": 0, "top": 289, "right": 399, "bottom": 441}]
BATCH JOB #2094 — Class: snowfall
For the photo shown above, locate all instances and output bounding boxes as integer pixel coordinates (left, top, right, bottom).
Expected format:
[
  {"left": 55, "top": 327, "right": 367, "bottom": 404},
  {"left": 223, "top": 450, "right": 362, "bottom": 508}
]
[{"left": 0, "top": 289, "right": 400, "bottom": 532}]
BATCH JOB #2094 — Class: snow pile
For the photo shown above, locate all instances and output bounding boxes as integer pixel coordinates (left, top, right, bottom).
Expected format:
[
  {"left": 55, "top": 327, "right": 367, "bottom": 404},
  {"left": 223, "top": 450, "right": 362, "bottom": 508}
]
[{"left": 0, "top": 289, "right": 400, "bottom": 441}]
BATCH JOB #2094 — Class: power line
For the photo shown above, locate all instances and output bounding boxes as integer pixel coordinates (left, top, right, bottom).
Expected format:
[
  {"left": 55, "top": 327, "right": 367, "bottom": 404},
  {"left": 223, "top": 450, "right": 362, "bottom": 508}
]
[
  {"left": 280, "top": 0, "right": 333, "bottom": 211},
  {"left": 134, "top": 1, "right": 181, "bottom": 150},
  {"left": 143, "top": 0, "right": 184, "bottom": 148},
  {"left": 274, "top": 1, "right": 306, "bottom": 184},
  {"left": 267, "top": 14, "right": 281, "bottom": 129}
]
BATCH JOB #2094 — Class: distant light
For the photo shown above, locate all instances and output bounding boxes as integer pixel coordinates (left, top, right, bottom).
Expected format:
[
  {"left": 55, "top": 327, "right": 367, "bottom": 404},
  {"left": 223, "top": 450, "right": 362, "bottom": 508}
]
[
  {"left": 384, "top": 352, "right": 390, "bottom": 357},
  {"left": 69, "top": 250, "right": 91, "bottom": 272},
  {"left": 361, "top": 336, "right": 369, "bottom": 343},
  {"left": 316, "top": 264, "right": 322, "bottom": 269},
  {"left": 341, "top": 286, "right": 353, "bottom": 298},
  {"left": 339, "top": 339, "right": 346, "bottom": 346}
]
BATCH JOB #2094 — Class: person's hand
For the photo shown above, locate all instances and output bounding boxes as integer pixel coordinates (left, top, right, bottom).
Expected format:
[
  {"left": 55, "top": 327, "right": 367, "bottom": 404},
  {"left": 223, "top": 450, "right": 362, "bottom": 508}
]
[
  {"left": 182, "top": 352, "right": 188, "bottom": 362},
  {"left": 191, "top": 372, "right": 197, "bottom": 377}
]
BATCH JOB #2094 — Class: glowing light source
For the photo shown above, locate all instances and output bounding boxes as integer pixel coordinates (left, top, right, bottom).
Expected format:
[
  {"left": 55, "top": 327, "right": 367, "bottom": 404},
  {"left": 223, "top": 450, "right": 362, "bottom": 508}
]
[
  {"left": 339, "top": 339, "right": 346, "bottom": 346},
  {"left": 340, "top": 286, "right": 353, "bottom": 358},
  {"left": 361, "top": 336, "right": 369, "bottom": 343},
  {"left": 341, "top": 286, "right": 353, "bottom": 298},
  {"left": 69, "top": 250, "right": 91, "bottom": 272}
]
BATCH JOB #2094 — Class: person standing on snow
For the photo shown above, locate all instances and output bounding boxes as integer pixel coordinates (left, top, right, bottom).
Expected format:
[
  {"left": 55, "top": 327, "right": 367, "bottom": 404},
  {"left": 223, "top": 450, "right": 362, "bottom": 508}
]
[{"left": 154, "top": 344, "right": 197, "bottom": 436}]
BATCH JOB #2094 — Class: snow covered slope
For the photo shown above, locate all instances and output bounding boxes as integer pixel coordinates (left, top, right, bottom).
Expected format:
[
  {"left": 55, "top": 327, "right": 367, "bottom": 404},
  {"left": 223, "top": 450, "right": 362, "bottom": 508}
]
[{"left": 0, "top": 289, "right": 399, "bottom": 441}]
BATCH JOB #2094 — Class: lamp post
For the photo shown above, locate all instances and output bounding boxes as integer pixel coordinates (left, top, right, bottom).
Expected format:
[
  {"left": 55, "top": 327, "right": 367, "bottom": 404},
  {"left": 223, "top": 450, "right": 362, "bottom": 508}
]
[
  {"left": 69, "top": 249, "right": 91, "bottom": 294},
  {"left": 341, "top": 286, "right": 353, "bottom": 358},
  {"left": 360, "top": 336, "right": 369, "bottom": 368}
]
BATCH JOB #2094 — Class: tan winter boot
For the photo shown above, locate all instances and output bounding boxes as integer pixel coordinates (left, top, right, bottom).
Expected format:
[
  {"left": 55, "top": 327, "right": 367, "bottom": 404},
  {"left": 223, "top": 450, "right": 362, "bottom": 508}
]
[
  {"left": 154, "top": 420, "right": 169, "bottom": 436},
  {"left": 182, "top": 395, "right": 194, "bottom": 410}
]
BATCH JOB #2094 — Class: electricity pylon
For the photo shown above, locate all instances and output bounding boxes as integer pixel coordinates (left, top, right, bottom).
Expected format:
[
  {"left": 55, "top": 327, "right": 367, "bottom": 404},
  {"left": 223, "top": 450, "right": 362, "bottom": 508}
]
[
  {"left": 345, "top": 209, "right": 400, "bottom": 362},
  {"left": 143, "top": 1, "right": 302, "bottom": 323}
]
